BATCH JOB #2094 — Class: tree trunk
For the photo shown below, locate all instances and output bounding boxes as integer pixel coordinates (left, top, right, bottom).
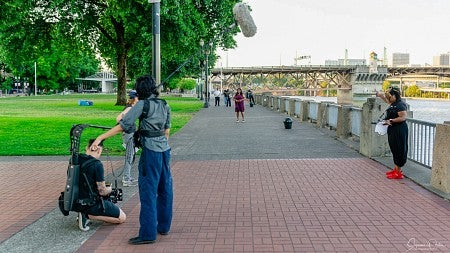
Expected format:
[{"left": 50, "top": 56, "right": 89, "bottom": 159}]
[{"left": 116, "top": 50, "right": 127, "bottom": 106}]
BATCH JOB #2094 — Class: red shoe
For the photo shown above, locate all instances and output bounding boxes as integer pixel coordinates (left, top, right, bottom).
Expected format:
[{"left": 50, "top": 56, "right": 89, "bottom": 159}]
[
  {"left": 387, "top": 170, "right": 403, "bottom": 179},
  {"left": 385, "top": 169, "right": 396, "bottom": 175}
]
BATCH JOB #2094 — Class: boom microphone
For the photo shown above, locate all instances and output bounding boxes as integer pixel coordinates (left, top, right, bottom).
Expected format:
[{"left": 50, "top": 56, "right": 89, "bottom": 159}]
[{"left": 233, "top": 3, "right": 257, "bottom": 37}]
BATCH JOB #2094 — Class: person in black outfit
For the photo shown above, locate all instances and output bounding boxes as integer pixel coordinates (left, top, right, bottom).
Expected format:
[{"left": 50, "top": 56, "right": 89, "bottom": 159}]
[
  {"left": 376, "top": 87, "right": 408, "bottom": 179},
  {"left": 223, "top": 89, "right": 231, "bottom": 107},
  {"left": 75, "top": 139, "right": 126, "bottom": 231},
  {"left": 247, "top": 89, "right": 255, "bottom": 106}
]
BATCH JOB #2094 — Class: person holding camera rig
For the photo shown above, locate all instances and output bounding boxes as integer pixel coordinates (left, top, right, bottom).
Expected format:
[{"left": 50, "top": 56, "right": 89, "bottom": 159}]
[
  {"left": 74, "top": 139, "right": 126, "bottom": 231},
  {"left": 91, "top": 75, "right": 172, "bottom": 245}
]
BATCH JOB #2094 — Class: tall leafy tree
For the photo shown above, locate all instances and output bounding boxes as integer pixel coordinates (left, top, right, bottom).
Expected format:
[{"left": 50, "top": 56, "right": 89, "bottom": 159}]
[
  {"left": 0, "top": 0, "right": 99, "bottom": 92},
  {"left": 1, "top": 0, "right": 241, "bottom": 104},
  {"left": 38, "top": 0, "right": 240, "bottom": 105}
]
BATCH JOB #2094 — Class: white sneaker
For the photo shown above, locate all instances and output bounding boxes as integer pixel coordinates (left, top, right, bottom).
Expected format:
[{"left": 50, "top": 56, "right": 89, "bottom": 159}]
[
  {"left": 242, "top": 119, "right": 245, "bottom": 123},
  {"left": 78, "top": 212, "right": 90, "bottom": 231},
  {"left": 236, "top": 119, "right": 239, "bottom": 123}
]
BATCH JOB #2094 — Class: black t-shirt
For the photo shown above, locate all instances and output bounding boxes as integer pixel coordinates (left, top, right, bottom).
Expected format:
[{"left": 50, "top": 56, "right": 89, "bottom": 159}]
[
  {"left": 78, "top": 154, "right": 104, "bottom": 200},
  {"left": 385, "top": 99, "right": 407, "bottom": 126}
]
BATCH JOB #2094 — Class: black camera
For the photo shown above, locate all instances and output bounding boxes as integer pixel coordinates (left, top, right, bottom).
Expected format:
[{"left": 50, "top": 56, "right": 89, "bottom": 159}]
[{"left": 109, "top": 188, "right": 123, "bottom": 203}]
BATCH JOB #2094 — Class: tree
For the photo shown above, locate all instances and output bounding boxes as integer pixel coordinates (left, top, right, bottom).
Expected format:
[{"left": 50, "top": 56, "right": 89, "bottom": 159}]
[
  {"left": 178, "top": 78, "right": 196, "bottom": 92},
  {"left": 382, "top": 80, "right": 391, "bottom": 91},
  {"left": 405, "top": 85, "right": 421, "bottom": 97},
  {"left": 0, "top": 0, "right": 99, "bottom": 93},
  {"left": 36, "top": 0, "right": 240, "bottom": 105}
]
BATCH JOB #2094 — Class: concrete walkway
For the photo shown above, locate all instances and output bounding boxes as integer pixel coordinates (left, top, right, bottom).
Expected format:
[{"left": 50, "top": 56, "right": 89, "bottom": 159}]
[{"left": 0, "top": 102, "right": 449, "bottom": 253}]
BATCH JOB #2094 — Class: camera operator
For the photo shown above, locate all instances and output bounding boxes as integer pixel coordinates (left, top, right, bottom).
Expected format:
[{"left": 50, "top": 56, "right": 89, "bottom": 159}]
[{"left": 75, "top": 139, "right": 126, "bottom": 231}]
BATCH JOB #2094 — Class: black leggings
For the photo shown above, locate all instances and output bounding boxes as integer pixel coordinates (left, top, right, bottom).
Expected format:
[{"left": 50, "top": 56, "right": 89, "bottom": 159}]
[{"left": 387, "top": 123, "right": 408, "bottom": 167}]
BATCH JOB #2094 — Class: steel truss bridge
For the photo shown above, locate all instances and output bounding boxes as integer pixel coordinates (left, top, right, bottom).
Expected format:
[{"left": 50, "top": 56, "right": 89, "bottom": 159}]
[{"left": 210, "top": 66, "right": 450, "bottom": 91}]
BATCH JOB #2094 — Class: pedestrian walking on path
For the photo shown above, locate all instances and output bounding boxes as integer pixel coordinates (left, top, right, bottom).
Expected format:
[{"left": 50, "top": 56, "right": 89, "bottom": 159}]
[
  {"left": 233, "top": 87, "right": 245, "bottom": 122},
  {"left": 213, "top": 89, "right": 221, "bottom": 106}
]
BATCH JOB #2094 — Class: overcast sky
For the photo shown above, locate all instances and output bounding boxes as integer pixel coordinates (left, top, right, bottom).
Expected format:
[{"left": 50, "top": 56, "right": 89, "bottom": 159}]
[{"left": 216, "top": 0, "right": 450, "bottom": 67}]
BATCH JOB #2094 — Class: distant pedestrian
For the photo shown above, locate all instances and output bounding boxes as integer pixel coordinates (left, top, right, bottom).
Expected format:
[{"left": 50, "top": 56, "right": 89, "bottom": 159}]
[
  {"left": 213, "top": 89, "right": 221, "bottom": 106},
  {"left": 233, "top": 87, "right": 245, "bottom": 122},
  {"left": 376, "top": 87, "right": 408, "bottom": 179},
  {"left": 116, "top": 90, "right": 139, "bottom": 187},
  {"left": 223, "top": 89, "right": 231, "bottom": 107},
  {"left": 247, "top": 89, "right": 255, "bottom": 106}
]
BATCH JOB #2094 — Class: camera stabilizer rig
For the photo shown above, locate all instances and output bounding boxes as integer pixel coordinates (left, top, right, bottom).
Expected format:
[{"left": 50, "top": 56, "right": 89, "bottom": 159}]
[{"left": 58, "top": 124, "right": 123, "bottom": 216}]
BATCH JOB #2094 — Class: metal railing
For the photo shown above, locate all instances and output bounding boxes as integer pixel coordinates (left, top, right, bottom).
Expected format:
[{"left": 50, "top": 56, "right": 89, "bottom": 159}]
[
  {"left": 350, "top": 107, "right": 362, "bottom": 137},
  {"left": 406, "top": 118, "right": 436, "bottom": 168},
  {"left": 326, "top": 104, "right": 339, "bottom": 129},
  {"left": 308, "top": 102, "right": 319, "bottom": 121}
]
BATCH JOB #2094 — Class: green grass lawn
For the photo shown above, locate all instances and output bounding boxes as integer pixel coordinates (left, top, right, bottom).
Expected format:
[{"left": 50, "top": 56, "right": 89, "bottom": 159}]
[{"left": 0, "top": 94, "right": 203, "bottom": 156}]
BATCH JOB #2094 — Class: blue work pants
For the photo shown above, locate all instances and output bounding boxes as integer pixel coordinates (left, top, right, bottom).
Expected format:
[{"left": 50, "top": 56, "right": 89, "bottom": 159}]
[{"left": 138, "top": 148, "right": 173, "bottom": 240}]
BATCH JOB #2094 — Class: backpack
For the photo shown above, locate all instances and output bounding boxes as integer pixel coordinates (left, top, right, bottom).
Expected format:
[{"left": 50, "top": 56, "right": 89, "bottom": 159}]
[
  {"left": 58, "top": 157, "right": 99, "bottom": 216},
  {"left": 58, "top": 124, "right": 109, "bottom": 216}
]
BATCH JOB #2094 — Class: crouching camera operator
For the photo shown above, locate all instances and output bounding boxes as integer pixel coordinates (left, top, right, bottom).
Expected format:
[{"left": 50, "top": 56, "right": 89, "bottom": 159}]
[{"left": 74, "top": 139, "right": 126, "bottom": 231}]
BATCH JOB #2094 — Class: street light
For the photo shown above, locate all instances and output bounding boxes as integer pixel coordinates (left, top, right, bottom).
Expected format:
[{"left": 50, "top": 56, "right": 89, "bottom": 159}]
[
  {"left": 14, "top": 77, "right": 20, "bottom": 94},
  {"left": 23, "top": 78, "right": 29, "bottom": 95},
  {"left": 200, "top": 39, "right": 211, "bottom": 108}
]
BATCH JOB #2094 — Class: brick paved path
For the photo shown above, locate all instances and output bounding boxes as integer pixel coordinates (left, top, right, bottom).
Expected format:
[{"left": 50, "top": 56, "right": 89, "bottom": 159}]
[{"left": 0, "top": 104, "right": 449, "bottom": 253}]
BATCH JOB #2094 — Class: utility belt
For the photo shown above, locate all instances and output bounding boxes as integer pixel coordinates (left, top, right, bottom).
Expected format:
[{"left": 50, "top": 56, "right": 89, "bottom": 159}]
[{"left": 139, "top": 129, "right": 165, "bottom": 137}]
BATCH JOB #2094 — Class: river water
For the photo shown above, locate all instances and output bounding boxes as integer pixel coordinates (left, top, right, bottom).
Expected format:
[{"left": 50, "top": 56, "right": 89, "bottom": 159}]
[{"left": 290, "top": 96, "right": 450, "bottom": 124}]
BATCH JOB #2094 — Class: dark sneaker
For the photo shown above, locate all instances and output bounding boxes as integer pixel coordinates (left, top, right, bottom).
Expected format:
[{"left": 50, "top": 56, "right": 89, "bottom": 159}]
[
  {"left": 78, "top": 212, "right": 90, "bottom": 231},
  {"left": 128, "top": 236, "right": 156, "bottom": 245}
]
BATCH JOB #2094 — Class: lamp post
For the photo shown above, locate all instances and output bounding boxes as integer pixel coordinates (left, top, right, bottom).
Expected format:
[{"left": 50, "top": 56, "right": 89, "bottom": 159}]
[
  {"left": 23, "top": 78, "right": 29, "bottom": 95},
  {"left": 149, "top": 0, "right": 161, "bottom": 89},
  {"left": 14, "top": 77, "right": 20, "bottom": 94},
  {"left": 200, "top": 39, "right": 211, "bottom": 108},
  {"left": 198, "top": 58, "right": 203, "bottom": 100}
]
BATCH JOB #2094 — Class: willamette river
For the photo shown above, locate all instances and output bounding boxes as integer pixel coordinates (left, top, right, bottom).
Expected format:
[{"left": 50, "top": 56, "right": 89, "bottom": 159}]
[{"left": 289, "top": 96, "right": 450, "bottom": 124}]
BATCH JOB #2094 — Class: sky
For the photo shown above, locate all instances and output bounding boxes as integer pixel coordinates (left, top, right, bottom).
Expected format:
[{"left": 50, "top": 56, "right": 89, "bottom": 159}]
[{"left": 216, "top": 0, "right": 450, "bottom": 67}]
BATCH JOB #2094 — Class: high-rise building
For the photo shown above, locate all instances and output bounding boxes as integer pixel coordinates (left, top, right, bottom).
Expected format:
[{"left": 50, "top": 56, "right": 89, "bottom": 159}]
[
  {"left": 432, "top": 53, "right": 450, "bottom": 66},
  {"left": 392, "top": 53, "right": 410, "bottom": 67}
]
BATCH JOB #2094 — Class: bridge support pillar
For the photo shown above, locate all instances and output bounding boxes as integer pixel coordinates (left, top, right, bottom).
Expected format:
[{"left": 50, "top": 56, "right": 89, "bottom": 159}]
[
  {"left": 360, "top": 97, "right": 390, "bottom": 158},
  {"left": 431, "top": 123, "right": 450, "bottom": 194}
]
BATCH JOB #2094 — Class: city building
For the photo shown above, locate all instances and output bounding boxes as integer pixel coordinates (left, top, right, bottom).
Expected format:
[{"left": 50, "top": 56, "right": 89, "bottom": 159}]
[
  {"left": 392, "top": 53, "right": 410, "bottom": 67},
  {"left": 432, "top": 53, "right": 450, "bottom": 66}
]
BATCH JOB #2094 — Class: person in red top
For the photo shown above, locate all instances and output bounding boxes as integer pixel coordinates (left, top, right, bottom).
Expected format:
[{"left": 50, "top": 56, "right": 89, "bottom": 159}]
[{"left": 233, "top": 87, "right": 245, "bottom": 122}]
